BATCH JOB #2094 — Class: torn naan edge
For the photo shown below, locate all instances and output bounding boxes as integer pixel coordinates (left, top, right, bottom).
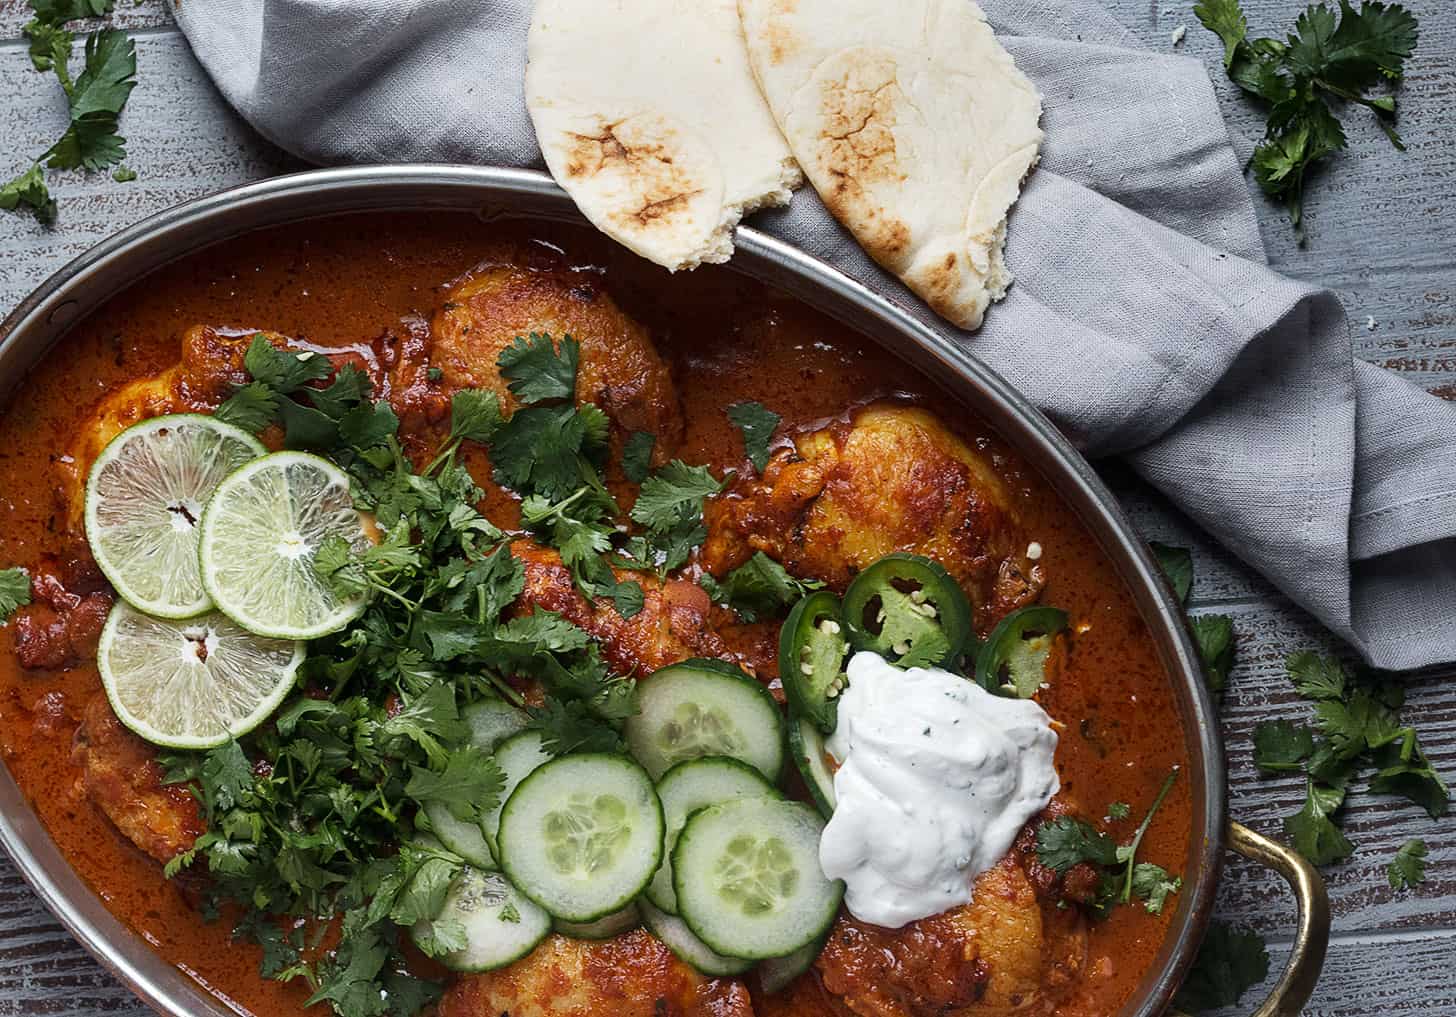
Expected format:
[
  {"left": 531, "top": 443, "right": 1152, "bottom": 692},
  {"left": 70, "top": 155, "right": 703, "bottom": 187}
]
[
  {"left": 526, "top": 0, "right": 802, "bottom": 272},
  {"left": 739, "top": 0, "right": 1043, "bottom": 330}
]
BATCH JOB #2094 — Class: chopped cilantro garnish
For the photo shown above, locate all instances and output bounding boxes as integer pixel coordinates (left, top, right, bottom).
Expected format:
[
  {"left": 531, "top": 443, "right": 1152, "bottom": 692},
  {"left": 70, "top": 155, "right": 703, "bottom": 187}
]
[
  {"left": 1106, "top": 801, "right": 1130, "bottom": 821},
  {"left": 726, "top": 401, "right": 780, "bottom": 473},
  {"left": 0, "top": 568, "right": 33, "bottom": 623},
  {"left": 1035, "top": 769, "right": 1180, "bottom": 917},
  {"left": 1195, "top": 0, "right": 1420, "bottom": 239},
  {"left": 1387, "top": 838, "right": 1427, "bottom": 890},
  {"left": 498, "top": 333, "right": 579, "bottom": 405},
  {"left": 1172, "top": 921, "right": 1270, "bottom": 1012},
  {"left": 621, "top": 431, "right": 656, "bottom": 484},
  {"left": 700, "top": 551, "right": 822, "bottom": 622}
]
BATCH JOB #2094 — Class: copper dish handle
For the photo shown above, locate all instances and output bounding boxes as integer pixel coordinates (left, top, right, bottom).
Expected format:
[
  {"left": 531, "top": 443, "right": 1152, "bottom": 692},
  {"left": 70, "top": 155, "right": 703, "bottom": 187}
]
[{"left": 1167, "top": 821, "right": 1331, "bottom": 1017}]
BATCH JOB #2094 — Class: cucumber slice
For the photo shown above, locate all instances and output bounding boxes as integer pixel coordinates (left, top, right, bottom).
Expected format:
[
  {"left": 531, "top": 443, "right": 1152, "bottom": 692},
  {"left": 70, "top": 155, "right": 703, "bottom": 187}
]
[
  {"left": 497, "top": 754, "right": 664, "bottom": 923},
  {"left": 418, "top": 865, "right": 551, "bottom": 972},
  {"left": 647, "top": 757, "right": 779, "bottom": 915},
  {"left": 787, "top": 715, "right": 837, "bottom": 819},
  {"left": 553, "top": 902, "right": 641, "bottom": 940},
  {"left": 423, "top": 800, "right": 496, "bottom": 870},
  {"left": 625, "top": 659, "right": 784, "bottom": 781},
  {"left": 640, "top": 899, "right": 753, "bottom": 977},
  {"left": 757, "top": 933, "right": 828, "bottom": 994},
  {"left": 483, "top": 730, "right": 552, "bottom": 859},
  {"left": 673, "top": 798, "right": 842, "bottom": 960},
  {"left": 464, "top": 697, "right": 529, "bottom": 752}
]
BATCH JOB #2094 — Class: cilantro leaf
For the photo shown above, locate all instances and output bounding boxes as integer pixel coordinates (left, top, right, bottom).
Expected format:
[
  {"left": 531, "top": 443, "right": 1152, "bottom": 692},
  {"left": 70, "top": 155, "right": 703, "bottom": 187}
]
[
  {"left": 405, "top": 747, "right": 504, "bottom": 823},
  {"left": 622, "top": 431, "right": 656, "bottom": 483},
  {"left": 244, "top": 335, "right": 332, "bottom": 392},
  {"left": 497, "top": 333, "right": 578, "bottom": 405},
  {"left": 1252, "top": 719, "right": 1315, "bottom": 773},
  {"left": 1131, "top": 863, "right": 1182, "bottom": 915},
  {"left": 1287, "top": 650, "right": 1349, "bottom": 701},
  {"left": 1189, "top": 613, "right": 1235, "bottom": 694},
  {"left": 1106, "top": 802, "right": 1130, "bottom": 821},
  {"left": 726, "top": 401, "right": 780, "bottom": 473},
  {"left": 1387, "top": 838, "right": 1427, "bottom": 890},
  {"left": 1285, "top": 0, "right": 1418, "bottom": 92},
  {"left": 448, "top": 389, "right": 502, "bottom": 445},
  {"left": 525, "top": 697, "right": 626, "bottom": 755},
  {"left": 0, "top": 568, "right": 32, "bottom": 623},
  {"left": 1194, "top": 0, "right": 1248, "bottom": 67},
  {"left": 1367, "top": 732, "right": 1449, "bottom": 818},
  {"left": 630, "top": 460, "right": 725, "bottom": 532},
  {"left": 1172, "top": 921, "right": 1270, "bottom": 1012},
  {"left": 1150, "top": 542, "right": 1193, "bottom": 603},
  {"left": 1035, "top": 816, "right": 1119, "bottom": 872},
  {"left": 705, "top": 552, "right": 823, "bottom": 622},
  {"left": 490, "top": 404, "right": 602, "bottom": 501},
  {"left": 213, "top": 381, "right": 279, "bottom": 433},
  {"left": 0, "top": 164, "right": 56, "bottom": 225},
  {"left": 309, "top": 363, "right": 372, "bottom": 419},
  {"left": 1284, "top": 779, "right": 1354, "bottom": 865}
]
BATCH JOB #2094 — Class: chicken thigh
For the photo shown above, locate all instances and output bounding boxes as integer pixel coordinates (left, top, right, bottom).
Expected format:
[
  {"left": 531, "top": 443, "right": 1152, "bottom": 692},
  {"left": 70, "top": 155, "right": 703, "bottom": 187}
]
[
  {"left": 436, "top": 930, "right": 753, "bottom": 1017},
  {"left": 703, "top": 403, "right": 1042, "bottom": 631}
]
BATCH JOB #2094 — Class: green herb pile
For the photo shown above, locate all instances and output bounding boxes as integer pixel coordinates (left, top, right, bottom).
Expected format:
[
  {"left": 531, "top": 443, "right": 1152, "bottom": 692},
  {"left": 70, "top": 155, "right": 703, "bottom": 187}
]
[
  {"left": 1195, "top": 0, "right": 1420, "bottom": 240},
  {"left": 2, "top": 1, "right": 139, "bottom": 224},
  {"left": 156, "top": 333, "right": 744, "bottom": 1015},
  {"left": 1253, "top": 651, "right": 1447, "bottom": 868}
]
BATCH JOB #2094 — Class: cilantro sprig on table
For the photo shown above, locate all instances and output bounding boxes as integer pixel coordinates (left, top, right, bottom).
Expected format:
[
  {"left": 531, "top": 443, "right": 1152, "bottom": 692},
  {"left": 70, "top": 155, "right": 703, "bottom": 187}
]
[
  {"left": 3, "top": 1, "right": 138, "bottom": 224},
  {"left": 1252, "top": 651, "right": 1448, "bottom": 867},
  {"left": 1194, "top": 0, "right": 1420, "bottom": 240},
  {"left": 162, "top": 335, "right": 704, "bottom": 1016}
]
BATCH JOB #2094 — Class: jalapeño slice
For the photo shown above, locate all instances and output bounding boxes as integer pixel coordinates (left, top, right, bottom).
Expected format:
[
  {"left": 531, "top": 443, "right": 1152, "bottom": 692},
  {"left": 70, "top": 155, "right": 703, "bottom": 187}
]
[
  {"left": 975, "top": 605, "right": 1069, "bottom": 698},
  {"left": 780, "top": 591, "right": 850, "bottom": 733},
  {"left": 841, "top": 553, "right": 973, "bottom": 669}
]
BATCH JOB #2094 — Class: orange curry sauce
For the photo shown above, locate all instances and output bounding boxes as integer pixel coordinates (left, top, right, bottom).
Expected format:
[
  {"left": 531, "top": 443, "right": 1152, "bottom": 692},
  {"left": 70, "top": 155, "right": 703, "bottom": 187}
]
[{"left": 0, "top": 214, "right": 1190, "bottom": 1017}]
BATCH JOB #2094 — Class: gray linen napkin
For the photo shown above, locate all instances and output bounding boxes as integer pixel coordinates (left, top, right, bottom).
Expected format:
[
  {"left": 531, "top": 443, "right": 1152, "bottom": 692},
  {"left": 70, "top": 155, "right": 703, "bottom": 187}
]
[{"left": 173, "top": 0, "right": 1456, "bottom": 671}]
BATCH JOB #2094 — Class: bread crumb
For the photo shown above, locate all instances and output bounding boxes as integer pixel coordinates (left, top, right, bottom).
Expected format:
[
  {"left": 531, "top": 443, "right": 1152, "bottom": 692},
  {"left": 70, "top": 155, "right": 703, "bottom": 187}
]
[
  {"left": 1366, "top": 315, "right": 1377, "bottom": 331},
  {"left": 1171, "top": 25, "right": 1187, "bottom": 46}
]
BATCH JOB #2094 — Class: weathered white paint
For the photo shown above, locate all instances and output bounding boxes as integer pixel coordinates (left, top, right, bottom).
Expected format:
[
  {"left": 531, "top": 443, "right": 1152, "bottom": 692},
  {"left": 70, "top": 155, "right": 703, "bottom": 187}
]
[{"left": 0, "top": 2, "right": 1452, "bottom": 1013}]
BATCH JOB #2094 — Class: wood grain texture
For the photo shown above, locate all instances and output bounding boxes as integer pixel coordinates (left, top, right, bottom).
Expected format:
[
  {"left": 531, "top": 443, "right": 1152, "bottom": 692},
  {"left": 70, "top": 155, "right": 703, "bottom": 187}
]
[{"left": 0, "top": 2, "right": 1453, "bottom": 1015}]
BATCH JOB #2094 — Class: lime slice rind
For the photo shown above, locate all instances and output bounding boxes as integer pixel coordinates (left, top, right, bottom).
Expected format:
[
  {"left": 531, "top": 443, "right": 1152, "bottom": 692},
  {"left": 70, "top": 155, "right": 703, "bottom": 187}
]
[
  {"left": 84, "top": 414, "right": 266, "bottom": 620},
  {"left": 198, "top": 451, "right": 370, "bottom": 641},
  {"left": 98, "top": 601, "right": 303, "bottom": 749}
]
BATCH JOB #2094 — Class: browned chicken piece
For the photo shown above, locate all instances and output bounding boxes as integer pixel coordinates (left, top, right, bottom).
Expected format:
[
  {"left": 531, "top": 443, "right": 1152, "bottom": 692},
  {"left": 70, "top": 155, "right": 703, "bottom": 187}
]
[
  {"left": 71, "top": 694, "right": 205, "bottom": 865},
  {"left": 437, "top": 930, "right": 753, "bottom": 1017},
  {"left": 421, "top": 261, "right": 684, "bottom": 462},
  {"left": 61, "top": 326, "right": 385, "bottom": 532},
  {"left": 12, "top": 554, "right": 113, "bottom": 671},
  {"left": 816, "top": 853, "right": 1088, "bottom": 1017},
  {"left": 513, "top": 540, "right": 726, "bottom": 676},
  {"left": 703, "top": 402, "right": 1043, "bottom": 632}
]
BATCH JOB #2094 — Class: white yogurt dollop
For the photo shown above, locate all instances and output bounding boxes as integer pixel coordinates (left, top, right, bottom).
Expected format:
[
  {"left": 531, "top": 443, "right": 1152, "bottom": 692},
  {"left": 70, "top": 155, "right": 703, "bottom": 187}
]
[{"left": 819, "top": 651, "right": 1060, "bottom": 929}]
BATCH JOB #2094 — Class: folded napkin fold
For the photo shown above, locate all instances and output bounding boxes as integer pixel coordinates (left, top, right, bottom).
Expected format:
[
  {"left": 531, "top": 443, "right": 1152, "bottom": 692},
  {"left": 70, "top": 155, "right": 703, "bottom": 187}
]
[{"left": 174, "top": 0, "right": 1456, "bottom": 671}]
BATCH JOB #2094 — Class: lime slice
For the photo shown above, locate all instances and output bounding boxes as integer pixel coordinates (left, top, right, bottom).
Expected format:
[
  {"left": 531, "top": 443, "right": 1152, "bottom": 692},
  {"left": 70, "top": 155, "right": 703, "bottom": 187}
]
[
  {"left": 84, "top": 414, "right": 266, "bottom": 619},
  {"left": 98, "top": 601, "right": 304, "bottom": 749},
  {"left": 198, "top": 451, "right": 371, "bottom": 639}
]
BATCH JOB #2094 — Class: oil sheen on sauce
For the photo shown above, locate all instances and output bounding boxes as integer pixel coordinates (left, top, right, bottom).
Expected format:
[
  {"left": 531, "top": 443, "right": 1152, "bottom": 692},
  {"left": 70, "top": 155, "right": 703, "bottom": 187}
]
[{"left": 821, "top": 652, "right": 1060, "bottom": 928}]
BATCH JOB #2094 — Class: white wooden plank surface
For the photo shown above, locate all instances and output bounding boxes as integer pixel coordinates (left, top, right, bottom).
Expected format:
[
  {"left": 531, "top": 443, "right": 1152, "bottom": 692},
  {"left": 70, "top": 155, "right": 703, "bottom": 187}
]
[{"left": 1, "top": 2, "right": 1453, "bottom": 1014}]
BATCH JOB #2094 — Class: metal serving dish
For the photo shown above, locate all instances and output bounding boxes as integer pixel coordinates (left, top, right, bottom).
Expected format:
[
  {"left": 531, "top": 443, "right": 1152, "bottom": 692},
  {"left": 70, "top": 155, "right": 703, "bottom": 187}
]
[{"left": 0, "top": 166, "right": 1329, "bottom": 1017}]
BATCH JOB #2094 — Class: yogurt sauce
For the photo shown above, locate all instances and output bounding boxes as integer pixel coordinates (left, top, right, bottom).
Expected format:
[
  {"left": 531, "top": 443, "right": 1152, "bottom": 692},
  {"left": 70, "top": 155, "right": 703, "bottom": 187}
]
[{"left": 819, "top": 651, "right": 1060, "bottom": 928}]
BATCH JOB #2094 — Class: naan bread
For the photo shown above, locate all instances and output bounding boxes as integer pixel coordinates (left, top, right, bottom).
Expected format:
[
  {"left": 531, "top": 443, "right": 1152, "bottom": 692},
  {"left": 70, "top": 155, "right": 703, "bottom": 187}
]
[
  {"left": 526, "top": 0, "right": 802, "bottom": 271},
  {"left": 739, "top": 0, "right": 1043, "bottom": 330}
]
